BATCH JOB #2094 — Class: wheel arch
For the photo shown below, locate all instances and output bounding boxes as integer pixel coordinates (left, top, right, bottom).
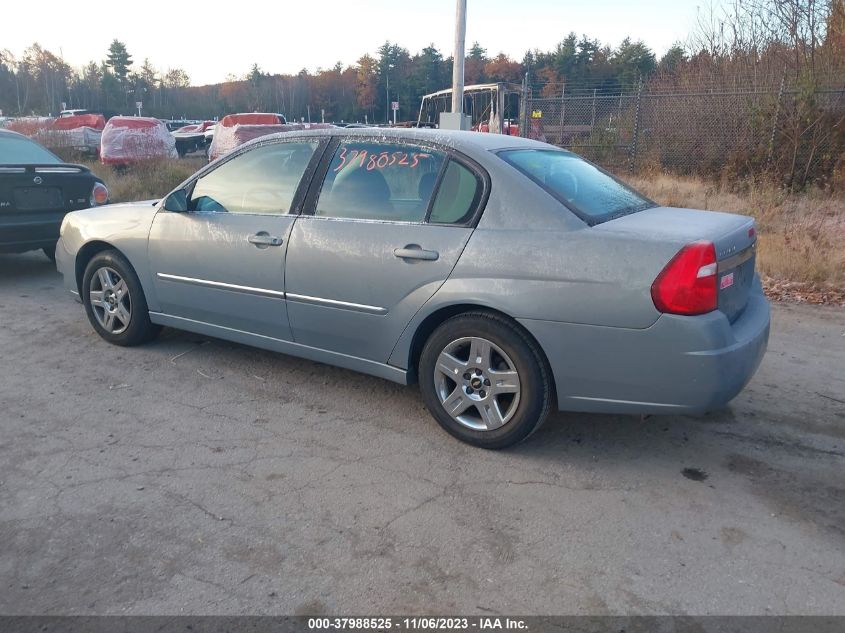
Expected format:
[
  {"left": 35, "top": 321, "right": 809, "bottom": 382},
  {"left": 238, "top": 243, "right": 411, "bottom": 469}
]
[
  {"left": 403, "top": 303, "right": 555, "bottom": 395},
  {"left": 74, "top": 240, "right": 120, "bottom": 294}
]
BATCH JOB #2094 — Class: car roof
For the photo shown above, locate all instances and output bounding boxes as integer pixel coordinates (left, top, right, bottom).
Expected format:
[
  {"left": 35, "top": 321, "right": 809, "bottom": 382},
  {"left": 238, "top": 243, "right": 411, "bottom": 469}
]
[
  {"left": 0, "top": 129, "right": 28, "bottom": 140},
  {"left": 259, "top": 126, "right": 550, "bottom": 154}
]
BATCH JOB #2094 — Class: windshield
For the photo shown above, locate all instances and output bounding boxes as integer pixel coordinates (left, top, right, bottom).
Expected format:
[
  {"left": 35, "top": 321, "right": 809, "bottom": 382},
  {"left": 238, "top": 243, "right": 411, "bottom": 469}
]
[
  {"left": 0, "top": 135, "right": 61, "bottom": 165},
  {"left": 499, "top": 149, "right": 654, "bottom": 225}
]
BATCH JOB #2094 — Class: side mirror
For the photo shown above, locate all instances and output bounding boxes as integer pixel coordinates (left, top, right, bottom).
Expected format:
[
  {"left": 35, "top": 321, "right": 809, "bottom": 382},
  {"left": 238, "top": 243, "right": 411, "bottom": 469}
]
[{"left": 163, "top": 189, "right": 188, "bottom": 212}]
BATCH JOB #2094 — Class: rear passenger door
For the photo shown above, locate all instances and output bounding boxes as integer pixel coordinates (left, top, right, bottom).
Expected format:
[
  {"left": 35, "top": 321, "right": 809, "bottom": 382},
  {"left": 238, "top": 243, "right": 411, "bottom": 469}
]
[{"left": 285, "top": 138, "right": 487, "bottom": 362}]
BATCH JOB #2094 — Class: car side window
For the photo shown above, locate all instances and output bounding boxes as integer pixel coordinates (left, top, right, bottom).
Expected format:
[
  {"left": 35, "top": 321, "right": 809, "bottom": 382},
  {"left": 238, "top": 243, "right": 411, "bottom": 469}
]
[
  {"left": 189, "top": 141, "right": 317, "bottom": 215},
  {"left": 428, "top": 160, "right": 481, "bottom": 225},
  {"left": 315, "top": 142, "right": 444, "bottom": 222}
]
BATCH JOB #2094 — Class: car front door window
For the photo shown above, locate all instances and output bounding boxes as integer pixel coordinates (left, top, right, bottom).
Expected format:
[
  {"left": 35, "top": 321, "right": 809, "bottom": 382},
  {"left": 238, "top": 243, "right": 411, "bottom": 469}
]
[{"left": 190, "top": 141, "right": 318, "bottom": 214}]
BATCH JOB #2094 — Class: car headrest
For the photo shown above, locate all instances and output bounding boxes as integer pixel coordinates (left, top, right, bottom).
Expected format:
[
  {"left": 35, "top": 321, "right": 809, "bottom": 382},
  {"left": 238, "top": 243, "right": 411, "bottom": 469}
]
[
  {"left": 331, "top": 167, "right": 392, "bottom": 211},
  {"left": 418, "top": 171, "right": 438, "bottom": 201}
]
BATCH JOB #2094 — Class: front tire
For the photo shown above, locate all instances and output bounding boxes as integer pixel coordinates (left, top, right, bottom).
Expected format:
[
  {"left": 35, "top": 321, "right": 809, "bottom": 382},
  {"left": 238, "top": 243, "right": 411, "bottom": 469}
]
[
  {"left": 82, "top": 249, "right": 160, "bottom": 346},
  {"left": 42, "top": 243, "right": 56, "bottom": 262},
  {"left": 419, "top": 312, "right": 552, "bottom": 449}
]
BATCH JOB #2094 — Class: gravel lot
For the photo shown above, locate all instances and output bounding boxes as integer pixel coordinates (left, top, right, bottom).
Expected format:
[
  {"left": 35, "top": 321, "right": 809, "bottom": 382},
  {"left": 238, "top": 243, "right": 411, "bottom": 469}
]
[{"left": 1, "top": 251, "right": 844, "bottom": 615}]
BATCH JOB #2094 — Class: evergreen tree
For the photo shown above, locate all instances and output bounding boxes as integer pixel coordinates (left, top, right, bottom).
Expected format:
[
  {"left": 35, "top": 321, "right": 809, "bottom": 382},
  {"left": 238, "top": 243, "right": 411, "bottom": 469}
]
[
  {"left": 105, "top": 40, "right": 132, "bottom": 83},
  {"left": 612, "top": 38, "right": 657, "bottom": 88},
  {"left": 412, "top": 45, "right": 447, "bottom": 97},
  {"left": 658, "top": 44, "right": 687, "bottom": 74}
]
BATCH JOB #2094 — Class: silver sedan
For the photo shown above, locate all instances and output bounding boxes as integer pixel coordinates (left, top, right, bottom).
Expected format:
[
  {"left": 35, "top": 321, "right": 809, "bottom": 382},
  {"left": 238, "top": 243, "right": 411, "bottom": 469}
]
[{"left": 56, "top": 128, "right": 770, "bottom": 448}]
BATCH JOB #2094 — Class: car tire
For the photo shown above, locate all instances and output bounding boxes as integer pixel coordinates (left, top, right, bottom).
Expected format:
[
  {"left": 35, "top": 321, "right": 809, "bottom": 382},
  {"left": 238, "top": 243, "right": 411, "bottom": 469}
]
[
  {"left": 82, "top": 249, "right": 160, "bottom": 347},
  {"left": 42, "top": 243, "right": 56, "bottom": 262},
  {"left": 419, "top": 312, "right": 552, "bottom": 449}
]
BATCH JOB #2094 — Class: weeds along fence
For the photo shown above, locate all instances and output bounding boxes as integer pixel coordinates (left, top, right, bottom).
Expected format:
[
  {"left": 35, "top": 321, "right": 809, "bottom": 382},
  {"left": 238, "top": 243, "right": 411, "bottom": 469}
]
[{"left": 521, "top": 80, "right": 845, "bottom": 188}]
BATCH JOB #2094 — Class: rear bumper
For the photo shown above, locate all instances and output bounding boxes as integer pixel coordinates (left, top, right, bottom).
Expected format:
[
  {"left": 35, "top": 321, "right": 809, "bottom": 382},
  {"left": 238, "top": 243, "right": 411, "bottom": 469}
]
[
  {"left": 518, "top": 284, "right": 770, "bottom": 415},
  {"left": 0, "top": 215, "right": 63, "bottom": 253}
]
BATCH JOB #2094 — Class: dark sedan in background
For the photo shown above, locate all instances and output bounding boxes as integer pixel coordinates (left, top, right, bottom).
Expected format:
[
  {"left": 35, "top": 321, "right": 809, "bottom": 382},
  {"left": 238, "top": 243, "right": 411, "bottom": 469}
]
[{"left": 0, "top": 129, "right": 109, "bottom": 261}]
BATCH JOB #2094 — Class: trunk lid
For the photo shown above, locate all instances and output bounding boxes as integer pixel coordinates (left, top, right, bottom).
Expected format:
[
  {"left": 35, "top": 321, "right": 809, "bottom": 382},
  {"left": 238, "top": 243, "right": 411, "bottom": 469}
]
[
  {"left": 595, "top": 206, "right": 758, "bottom": 322},
  {"left": 0, "top": 164, "right": 97, "bottom": 216}
]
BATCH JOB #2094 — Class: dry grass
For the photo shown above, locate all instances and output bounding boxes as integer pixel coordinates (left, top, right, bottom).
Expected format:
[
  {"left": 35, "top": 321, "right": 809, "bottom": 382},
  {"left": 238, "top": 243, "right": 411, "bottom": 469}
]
[
  {"left": 74, "top": 157, "right": 206, "bottom": 204},
  {"left": 627, "top": 173, "right": 845, "bottom": 289},
  {"left": 64, "top": 155, "right": 843, "bottom": 290}
]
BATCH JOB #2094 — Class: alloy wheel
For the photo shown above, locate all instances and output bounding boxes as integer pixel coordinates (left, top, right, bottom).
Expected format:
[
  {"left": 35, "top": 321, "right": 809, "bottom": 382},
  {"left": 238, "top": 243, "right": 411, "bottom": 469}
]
[
  {"left": 433, "top": 336, "right": 521, "bottom": 431},
  {"left": 89, "top": 266, "right": 132, "bottom": 335}
]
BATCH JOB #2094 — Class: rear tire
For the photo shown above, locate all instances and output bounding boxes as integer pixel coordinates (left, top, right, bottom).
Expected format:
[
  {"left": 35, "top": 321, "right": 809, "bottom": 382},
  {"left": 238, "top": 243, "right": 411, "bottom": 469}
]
[
  {"left": 419, "top": 312, "right": 552, "bottom": 449},
  {"left": 82, "top": 249, "right": 160, "bottom": 346}
]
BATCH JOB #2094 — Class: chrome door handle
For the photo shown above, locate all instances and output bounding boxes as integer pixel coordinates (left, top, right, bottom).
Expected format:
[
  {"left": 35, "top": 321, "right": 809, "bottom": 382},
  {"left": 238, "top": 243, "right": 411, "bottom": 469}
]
[
  {"left": 248, "top": 233, "right": 283, "bottom": 247},
  {"left": 394, "top": 245, "right": 439, "bottom": 261}
]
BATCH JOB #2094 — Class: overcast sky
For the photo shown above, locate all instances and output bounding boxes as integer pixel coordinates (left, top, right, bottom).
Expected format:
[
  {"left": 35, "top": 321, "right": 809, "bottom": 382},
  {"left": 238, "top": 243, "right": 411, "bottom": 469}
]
[{"left": 4, "top": 0, "right": 712, "bottom": 85}]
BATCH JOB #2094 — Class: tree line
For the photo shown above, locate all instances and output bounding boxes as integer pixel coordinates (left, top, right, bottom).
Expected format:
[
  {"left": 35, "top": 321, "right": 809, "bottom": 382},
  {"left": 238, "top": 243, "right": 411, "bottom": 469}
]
[
  {"left": 0, "top": 40, "right": 190, "bottom": 119},
  {"left": 563, "top": 0, "right": 844, "bottom": 188},
  {"left": 1, "top": 35, "right": 671, "bottom": 123},
  {"left": 1, "top": 0, "right": 842, "bottom": 185}
]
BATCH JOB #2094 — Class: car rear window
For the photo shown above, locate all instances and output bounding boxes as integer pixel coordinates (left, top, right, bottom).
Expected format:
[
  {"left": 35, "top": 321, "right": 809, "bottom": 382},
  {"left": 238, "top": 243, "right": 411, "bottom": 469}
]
[
  {"left": 498, "top": 149, "right": 654, "bottom": 225},
  {"left": 0, "top": 135, "right": 61, "bottom": 165}
]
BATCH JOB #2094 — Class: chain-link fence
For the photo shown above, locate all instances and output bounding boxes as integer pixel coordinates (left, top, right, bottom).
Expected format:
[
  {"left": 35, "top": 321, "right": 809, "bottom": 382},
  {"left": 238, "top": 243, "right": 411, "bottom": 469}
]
[{"left": 521, "top": 81, "right": 845, "bottom": 187}]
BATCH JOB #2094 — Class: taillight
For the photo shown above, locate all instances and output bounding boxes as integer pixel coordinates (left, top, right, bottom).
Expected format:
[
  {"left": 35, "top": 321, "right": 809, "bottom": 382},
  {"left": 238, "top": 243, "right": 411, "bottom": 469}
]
[
  {"left": 651, "top": 241, "right": 718, "bottom": 315},
  {"left": 90, "top": 182, "right": 109, "bottom": 206}
]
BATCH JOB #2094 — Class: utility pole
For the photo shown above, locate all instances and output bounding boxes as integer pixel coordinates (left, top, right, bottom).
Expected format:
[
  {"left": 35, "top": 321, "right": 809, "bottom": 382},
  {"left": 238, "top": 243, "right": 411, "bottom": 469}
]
[
  {"left": 441, "top": 0, "right": 470, "bottom": 130},
  {"left": 451, "top": 0, "right": 466, "bottom": 114}
]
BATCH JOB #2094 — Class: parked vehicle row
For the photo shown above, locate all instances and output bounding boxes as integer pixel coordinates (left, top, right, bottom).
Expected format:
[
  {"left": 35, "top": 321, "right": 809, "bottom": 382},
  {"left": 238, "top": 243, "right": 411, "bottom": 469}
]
[
  {"left": 206, "top": 113, "right": 336, "bottom": 161},
  {"left": 100, "top": 116, "right": 179, "bottom": 166},
  {"left": 53, "top": 128, "right": 770, "bottom": 449},
  {"left": 172, "top": 120, "right": 217, "bottom": 157}
]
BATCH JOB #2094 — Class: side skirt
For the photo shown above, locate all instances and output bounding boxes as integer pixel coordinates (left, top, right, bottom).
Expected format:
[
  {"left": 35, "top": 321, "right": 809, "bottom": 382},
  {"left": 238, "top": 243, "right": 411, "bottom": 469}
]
[{"left": 148, "top": 312, "right": 410, "bottom": 385}]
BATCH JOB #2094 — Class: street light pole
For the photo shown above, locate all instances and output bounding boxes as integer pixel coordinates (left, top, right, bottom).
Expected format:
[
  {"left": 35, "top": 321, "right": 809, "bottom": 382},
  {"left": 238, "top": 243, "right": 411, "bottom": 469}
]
[
  {"left": 385, "top": 62, "right": 395, "bottom": 126},
  {"left": 440, "top": 0, "right": 469, "bottom": 130},
  {"left": 451, "top": 0, "right": 467, "bottom": 115}
]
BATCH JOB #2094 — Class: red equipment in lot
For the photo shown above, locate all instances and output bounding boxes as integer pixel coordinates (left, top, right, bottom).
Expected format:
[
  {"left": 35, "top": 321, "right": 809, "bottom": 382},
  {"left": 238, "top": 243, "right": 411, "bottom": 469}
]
[
  {"left": 5, "top": 117, "right": 54, "bottom": 137},
  {"left": 51, "top": 114, "right": 106, "bottom": 131},
  {"left": 43, "top": 114, "right": 107, "bottom": 155},
  {"left": 100, "top": 116, "right": 178, "bottom": 165},
  {"left": 219, "top": 113, "right": 284, "bottom": 126},
  {"left": 173, "top": 120, "right": 216, "bottom": 134},
  {"left": 417, "top": 82, "right": 545, "bottom": 141},
  {"left": 207, "top": 113, "right": 333, "bottom": 161}
]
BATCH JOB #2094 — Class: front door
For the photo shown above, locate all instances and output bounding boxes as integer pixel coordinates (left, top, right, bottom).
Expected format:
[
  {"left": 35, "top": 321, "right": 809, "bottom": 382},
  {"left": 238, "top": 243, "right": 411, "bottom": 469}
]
[
  {"left": 148, "top": 140, "right": 321, "bottom": 339},
  {"left": 285, "top": 139, "right": 486, "bottom": 362}
]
